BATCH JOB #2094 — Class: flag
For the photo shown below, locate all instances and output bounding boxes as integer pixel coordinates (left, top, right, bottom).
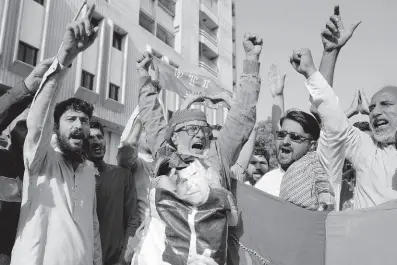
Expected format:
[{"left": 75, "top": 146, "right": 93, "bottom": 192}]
[
  {"left": 151, "top": 57, "right": 234, "bottom": 100},
  {"left": 228, "top": 178, "right": 397, "bottom": 265}
]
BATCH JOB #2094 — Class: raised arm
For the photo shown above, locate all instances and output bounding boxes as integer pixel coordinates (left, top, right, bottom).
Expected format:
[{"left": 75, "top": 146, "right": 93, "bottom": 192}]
[
  {"left": 24, "top": 5, "right": 99, "bottom": 168},
  {"left": 117, "top": 118, "right": 142, "bottom": 169},
  {"left": 136, "top": 52, "right": 168, "bottom": 158},
  {"left": 268, "top": 64, "right": 286, "bottom": 137},
  {"left": 231, "top": 125, "right": 259, "bottom": 182},
  {"left": 318, "top": 5, "right": 361, "bottom": 88},
  {"left": 217, "top": 33, "right": 262, "bottom": 167},
  {"left": 290, "top": 48, "right": 370, "bottom": 188},
  {"left": 0, "top": 58, "right": 54, "bottom": 133}
]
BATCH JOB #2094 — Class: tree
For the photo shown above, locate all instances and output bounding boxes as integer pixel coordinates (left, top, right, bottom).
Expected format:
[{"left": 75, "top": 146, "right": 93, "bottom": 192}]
[{"left": 255, "top": 117, "right": 278, "bottom": 170}]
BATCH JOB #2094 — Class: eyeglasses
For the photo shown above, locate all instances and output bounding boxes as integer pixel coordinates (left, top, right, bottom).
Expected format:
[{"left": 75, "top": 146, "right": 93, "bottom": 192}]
[
  {"left": 176, "top": 125, "right": 212, "bottom": 136},
  {"left": 275, "top": 130, "right": 312, "bottom": 143}
]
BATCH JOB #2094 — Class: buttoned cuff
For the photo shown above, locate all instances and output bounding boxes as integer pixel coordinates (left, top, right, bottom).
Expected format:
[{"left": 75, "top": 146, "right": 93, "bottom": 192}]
[{"left": 243, "top": 60, "right": 260, "bottom": 75}]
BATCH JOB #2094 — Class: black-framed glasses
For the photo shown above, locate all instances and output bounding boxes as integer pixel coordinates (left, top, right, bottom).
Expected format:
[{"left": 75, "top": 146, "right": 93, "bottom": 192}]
[
  {"left": 176, "top": 125, "right": 212, "bottom": 136},
  {"left": 275, "top": 130, "right": 312, "bottom": 143}
]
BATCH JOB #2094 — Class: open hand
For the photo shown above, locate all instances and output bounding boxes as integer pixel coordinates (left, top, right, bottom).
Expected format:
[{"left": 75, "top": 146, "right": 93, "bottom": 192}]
[
  {"left": 289, "top": 48, "right": 316, "bottom": 79},
  {"left": 358, "top": 88, "right": 370, "bottom": 115},
  {"left": 243, "top": 33, "right": 263, "bottom": 61},
  {"left": 268, "top": 64, "right": 286, "bottom": 97},
  {"left": 24, "top": 57, "right": 55, "bottom": 93},
  {"left": 321, "top": 5, "right": 361, "bottom": 52},
  {"left": 136, "top": 51, "right": 153, "bottom": 77},
  {"left": 58, "top": 4, "right": 99, "bottom": 66}
]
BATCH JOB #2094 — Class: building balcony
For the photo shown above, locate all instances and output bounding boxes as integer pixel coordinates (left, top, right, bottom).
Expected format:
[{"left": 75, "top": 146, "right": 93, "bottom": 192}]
[
  {"left": 200, "top": 0, "right": 218, "bottom": 26},
  {"left": 199, "top": 55, "right": 218, "bottom": 78},
  {"left": 199, "top": 23, "right": 217, "bottom": 46}
]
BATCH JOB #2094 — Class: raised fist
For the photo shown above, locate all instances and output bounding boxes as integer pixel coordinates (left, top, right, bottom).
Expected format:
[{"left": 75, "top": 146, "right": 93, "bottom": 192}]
[
  {"left": 289, "top": 48, "right": 316, "bottom": 79},
  {"left": 268, "top": 64, "right": 286, "bottom": 97},
  {"left": 321, "top": 5, "right": 361, "bottom": 52},
  {"left": 243, "top": 33, "right": 263, "bottom": 61},
  {"left": 58, "top": 4, "right": 99, "bottom": 66},
  {"left": 136, "top": 51, "right": 153, "bottom": 77}
]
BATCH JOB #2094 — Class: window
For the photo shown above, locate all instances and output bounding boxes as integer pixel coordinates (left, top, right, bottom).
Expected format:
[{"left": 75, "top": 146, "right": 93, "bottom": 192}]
[
  {"left": 81, "top": 70, "right": 95, "bottom": 90},
  {"left": 91, "top": 17, "right": 101, "bottom": 29},
  {"left": 139, "top": 10, "right": 155, "bottom": 34},
  {"left": 156, "top": 24, "right": 175, "bottom": 48},
  {"left": 113, "top": 32, "right": 123, "bottom": 51},
  {"left": 17, "top": 41, "right": 38, "bottom": 66},
  {"left": 158, "top": 0, "right": 176, "bottom": 16},
  {"left": 109, "top": 83, "right": 120, "bottom": 101},
  {"left": 33, "top": 0, "right": 44, "bottom": 5}
]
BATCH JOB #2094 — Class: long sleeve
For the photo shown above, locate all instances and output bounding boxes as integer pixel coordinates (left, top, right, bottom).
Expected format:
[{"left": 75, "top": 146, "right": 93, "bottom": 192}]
[
  {"left": 305, "top": 72, "right": 372, "bottom": 191},
  {"left": 0, "top": 82, "right": 33, "bottom": 133},
  {"left": 216, "top": 60, "right": 261, "bottom": 167},
  {"left": 93, "top": 192, "right": 103, "bottom": 265},
  {"left": 138, "top": 76, "right": 167, "bottom": 158},
  {"left": 24, "top": 59, "right": 68, "bottom": 171},
  {"left": 118, "top": 170, "right": 140, "bottom": 264}
]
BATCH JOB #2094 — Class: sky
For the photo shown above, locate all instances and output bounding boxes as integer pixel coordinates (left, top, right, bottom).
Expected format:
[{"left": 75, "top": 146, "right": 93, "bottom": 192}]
[{"left": 235, "top": 0, "right": 397, "bottom": 122}]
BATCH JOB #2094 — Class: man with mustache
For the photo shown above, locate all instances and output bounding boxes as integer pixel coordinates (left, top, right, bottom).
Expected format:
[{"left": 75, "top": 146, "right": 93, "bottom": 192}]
[
  {"left": 10, "top": 4, "right": 102, "bottom": 265},
  {"left": 87, "top": 121, "right": 139, "bottom": 265},
  {"left": 231, "top": 125, "right": 270, "bottom": 186},
  {"left": 303, "top": 5, "right": 397, "bottom": 210},
  {"left": 134, "top": 32, "right": 262, "bottom": 264}
]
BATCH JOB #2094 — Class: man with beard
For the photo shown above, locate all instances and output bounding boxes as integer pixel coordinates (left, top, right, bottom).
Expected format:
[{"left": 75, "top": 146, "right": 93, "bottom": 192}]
[
  {"left": 231, "top": 125, "right": 270, "bottom": 185},
  {"left": 304, "top": 5, "right": 397, "bottom": 209},
  {"left": 255, "top": 109, "right": 320, "bottom": 196},
  {"left": 10, "top": 4, "right": 102, "bottom": 265},
  {"left": 88, "top": 121, "right": 139, "bottom": 265}
]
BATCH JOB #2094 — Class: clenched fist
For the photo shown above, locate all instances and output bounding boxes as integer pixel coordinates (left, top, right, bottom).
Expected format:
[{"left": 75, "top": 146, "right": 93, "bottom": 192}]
[
  {"left": 243, "top": 33, "right": 263, "bottom": 61},
  {"left": 136, "top": 51, "right": 152, "bottom": 77},
  {"left": 289, "top": 48, "right": 316, "bottom": 79}
]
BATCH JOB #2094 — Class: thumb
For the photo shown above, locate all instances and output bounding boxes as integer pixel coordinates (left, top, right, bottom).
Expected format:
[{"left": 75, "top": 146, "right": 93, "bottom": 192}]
[
  {"left": 282, "top": 74, "right": 287, "bottom": 83},
  {"left": 350, "top": 21, "right": 362, "bottom": 33},
  {"left": 202, "top": 249, "right": 212, "bottom": 257}
]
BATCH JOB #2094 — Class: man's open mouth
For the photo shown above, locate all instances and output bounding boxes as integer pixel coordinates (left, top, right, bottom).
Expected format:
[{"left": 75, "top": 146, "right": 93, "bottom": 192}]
[
  {"left": 191, "top": 142, "right": 204, "bottom": 151},
  {"left": 373, "top": 119, "right": 389, "bottom": 129},
  {"left": 280, "top": 146, "right": 292, "bottom": 154}
]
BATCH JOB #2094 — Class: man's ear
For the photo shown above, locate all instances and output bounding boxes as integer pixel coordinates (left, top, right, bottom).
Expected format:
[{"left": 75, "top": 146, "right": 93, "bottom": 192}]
[{"left": 309, "top": 140, "right": 317, "bottom": 152}]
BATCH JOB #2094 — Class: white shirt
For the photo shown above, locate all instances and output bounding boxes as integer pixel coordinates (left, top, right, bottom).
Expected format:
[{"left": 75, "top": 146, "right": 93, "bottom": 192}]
[
  {"left": 11, "top": 59, "right": 102, "bottom": 265},
  {"left": 306, "top": 71, "right": 397, "bottom": 210},
  {"left": 254, "top": 167, "right": 285, "bottom": 197}
]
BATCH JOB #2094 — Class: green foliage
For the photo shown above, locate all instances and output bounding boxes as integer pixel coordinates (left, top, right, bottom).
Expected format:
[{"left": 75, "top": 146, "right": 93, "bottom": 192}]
[{"left": 255, "top": 117, "right": 278, "bottom": 170}]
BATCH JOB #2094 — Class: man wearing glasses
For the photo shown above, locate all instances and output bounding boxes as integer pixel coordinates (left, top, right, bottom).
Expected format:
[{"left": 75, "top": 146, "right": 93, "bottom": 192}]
[
  {"left": 133, "top": 32, "right": 262, "bottom": 264},
  {"left": 255, "top": 110, "right": 320, "bottom": 197}
]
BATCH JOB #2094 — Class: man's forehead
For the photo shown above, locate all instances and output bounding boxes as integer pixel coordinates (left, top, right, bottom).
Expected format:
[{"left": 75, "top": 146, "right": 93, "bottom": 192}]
[
  {"left": 62, "top": 109, "right": 89, "bottom": 118},
  {"left": 251, "top": 155, "right": 266, "bottom": 162},
  {"left": 372, "top": 87, "right": 397, "bottom": 103},
  {"left": 281, "top": 119, "right": 306, "bottom": 134},
  {"left": 90, "top": 128, "right": 103, "bottom": 136}
]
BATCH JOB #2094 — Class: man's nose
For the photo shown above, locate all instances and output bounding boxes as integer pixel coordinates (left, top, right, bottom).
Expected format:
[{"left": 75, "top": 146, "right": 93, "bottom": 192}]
[
  {"left": 282, "top": 135, "right": 291, "bottom": 144},
  {"left": 195, "top": 128, "right": 205, "bottom": 137},
  {"left": 72, "top": 118, "right": 83, "bottom": 128}
]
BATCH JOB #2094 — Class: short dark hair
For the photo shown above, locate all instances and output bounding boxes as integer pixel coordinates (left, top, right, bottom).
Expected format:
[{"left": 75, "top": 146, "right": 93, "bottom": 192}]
[
  {"left": 253, "top": 145, "right": 270, "bottom": 165},
  {"left": 90, "top": 120, "right": 105, "bottom": 135},
  {"left": 353, "top": 121, "right": 370, "bottom": 132},
  {"left": 54, "top": 98, "right": 94, "bottom": 130},
  {"left": 280, "top": 109, "right": 320, "bottom": 140}
]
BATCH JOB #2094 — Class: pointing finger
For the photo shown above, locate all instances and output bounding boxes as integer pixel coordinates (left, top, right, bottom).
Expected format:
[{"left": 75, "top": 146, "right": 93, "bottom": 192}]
[
  {"left": 334, "top": 5, "right": 340, "bottom": 16},
  {"left": 86, "top": 4, "right": 96, "bottom": 20}
]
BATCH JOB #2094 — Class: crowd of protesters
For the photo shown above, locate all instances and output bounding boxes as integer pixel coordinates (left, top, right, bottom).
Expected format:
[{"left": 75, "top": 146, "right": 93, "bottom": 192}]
[{"left": 0, "top": 3, "right": 396, "bottom": 265}]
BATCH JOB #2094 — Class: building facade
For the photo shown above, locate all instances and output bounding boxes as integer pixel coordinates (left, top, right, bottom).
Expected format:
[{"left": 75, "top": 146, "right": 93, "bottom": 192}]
[{"left": 0, "top": 0, "right": 236, "bottom": 164}]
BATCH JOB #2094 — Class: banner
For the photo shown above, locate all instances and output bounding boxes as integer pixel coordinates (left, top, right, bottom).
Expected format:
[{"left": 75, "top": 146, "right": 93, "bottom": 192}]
[{"left": 228, "top": 178, "right": 397, "bottom": 265}]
